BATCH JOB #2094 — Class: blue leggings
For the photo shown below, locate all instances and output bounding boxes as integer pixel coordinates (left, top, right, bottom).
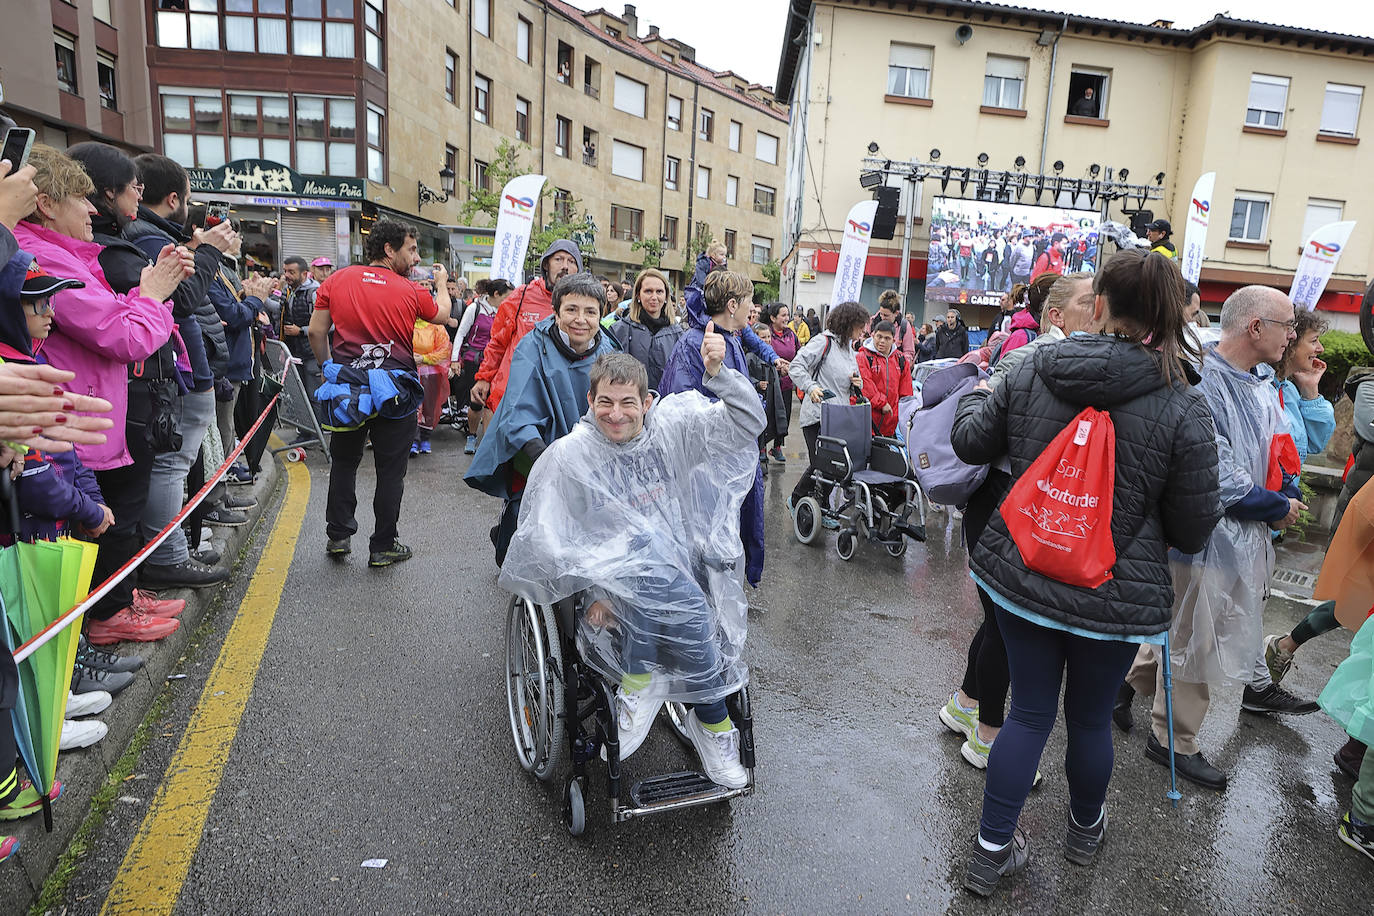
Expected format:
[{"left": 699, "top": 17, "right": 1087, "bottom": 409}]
[{"left": 980, "top": 606, "right": 1140, "bottom": 844}]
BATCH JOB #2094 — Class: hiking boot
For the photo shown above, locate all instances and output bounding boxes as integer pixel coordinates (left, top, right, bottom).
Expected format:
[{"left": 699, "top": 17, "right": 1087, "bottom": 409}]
[
  {"left": 219, "top": 492, "right": 257, "bottom": 511},
  {"left": 203, "top": 507, "right": 249, "bottom": 527},
  {"left": 613, "top": 679, "right": 668, "bottom": 761},
  {"left": 225, "top": 464, "right": 255, "bottom": 486},
  {"left": 132, "top": 588, "right": 185, "bottom": 618},
  {"left": 1338, "top": 811, "right": 1374, "bottom": 862},
  {"left": 683, "top": 709, "right": 749, "bottom": 789},
  {"left": 77, "top": 636, "right": 143, "bottom": 674},
  {"left": 0, "top": 780, "right": 63, "bottom": 821},
  {"left": 1064, "top": 806, "right": 1107, "bottom": 866},
  {"left": 1146, "top": 732, "right": 1226, "bottom": 791},
  {"left": 368, "top": 541, "right": 413, "bottom": 567},
  {"left": 1112, "top": 682, "right": 1134, "bottom": 733},
  {"left": 140, "top": 557, "right": 229, "bottom": 589},
  {"left": 66, "top": 690, "right": 111, "bottom": 718},
  {"left": 191, "top": 546, "right": 222, "bottom": 566},
  {"left": 964, "top": 827, "right": 1029, "bottom": 897},
  {"left": 86, "top": 606, "right": 179, "bottom": 647},
  {"left": 769, "top": 447, "right": 786, "bottom": 464},
  {"left": 72, "top": 662, "right": 135, "bottom": 696},
  {"left": 59, "top": 718, "right": 108, "bottom": 751},
  {"left": 1335, "top": 737, "right": 1367, "bottom": 780},
  {"left": 1263, "top": 634, "right": 1294, "bottom": 686},
  {"left": 939, "top": 693, "right": 978, "bottom": 740},
  {"left": 464, "top": 434, "right": 477, "bottom": 455},
  {"left": 326, "top": 537, "right": 351, "bottom": 558},
  {"left": 1241, "top": 683, "right": 1319, "bottom": 715}
]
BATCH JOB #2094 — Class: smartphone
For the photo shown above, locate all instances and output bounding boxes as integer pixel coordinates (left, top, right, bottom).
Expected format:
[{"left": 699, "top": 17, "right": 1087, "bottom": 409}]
[
  {"left": 185, "top": 201, "right": 208, "bottom": 234},
  {"left": 206, "top": 202, "right": 231, "bottom": 228},
  {"left": 1, "top": 128, "right": 35, "bottom": 171}
]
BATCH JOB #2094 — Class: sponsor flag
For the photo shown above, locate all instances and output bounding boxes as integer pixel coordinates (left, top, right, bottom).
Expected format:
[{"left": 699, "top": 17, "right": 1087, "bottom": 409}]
[
  {"left": 1291, "top": 220, "right": 1357, "bottom": 311},
  {"left": 1179, "top": 172, "right": 1214, "bottom": 285},
  {"left": 831, "top": 200, "right": 879, "bottom": 307},
  {"left": 491, "top": 174, "right": 547, "bottom": 284}
]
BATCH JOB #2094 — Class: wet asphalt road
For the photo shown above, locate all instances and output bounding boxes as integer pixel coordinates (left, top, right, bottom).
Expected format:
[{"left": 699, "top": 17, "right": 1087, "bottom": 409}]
[{"left": 61, "top": 421, "right": 1369, "bottom": 915}]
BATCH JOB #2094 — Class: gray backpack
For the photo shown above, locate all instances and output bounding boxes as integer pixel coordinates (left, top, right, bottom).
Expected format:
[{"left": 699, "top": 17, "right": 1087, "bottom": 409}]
[{"left": 905, "top": 362, "right": 988, "bottom": 506}]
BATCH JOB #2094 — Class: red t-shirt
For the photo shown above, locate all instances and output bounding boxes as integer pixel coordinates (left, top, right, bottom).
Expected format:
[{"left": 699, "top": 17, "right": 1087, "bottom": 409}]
[{"left": 314, "top": 265, "right": 438, "bottom": 372}]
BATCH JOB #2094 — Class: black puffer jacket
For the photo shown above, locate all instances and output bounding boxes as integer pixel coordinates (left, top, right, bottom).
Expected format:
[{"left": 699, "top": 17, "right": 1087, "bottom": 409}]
[{"left": 951, "top": 335, "right": 1222, "bottom": 637}]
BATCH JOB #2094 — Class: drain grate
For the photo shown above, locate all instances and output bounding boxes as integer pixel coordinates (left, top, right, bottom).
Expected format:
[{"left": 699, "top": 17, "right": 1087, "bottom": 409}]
[{"left": 1273, "top": 567, "right": 1316, "bottom": 589}]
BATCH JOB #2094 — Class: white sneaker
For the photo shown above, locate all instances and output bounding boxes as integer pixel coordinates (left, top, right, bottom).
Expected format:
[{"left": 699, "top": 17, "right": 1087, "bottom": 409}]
[
  {"left": 60, "top": 718, "right": 108, "bottom": 750},
  {"left": 683, "top": 709, "right": 749, "bottom": 789},
  {"left": 615, "top": 679, "right": 667, "bottom": 761},
  {"left": 66, "top": 690, "right": 112, "bottom": 718}
]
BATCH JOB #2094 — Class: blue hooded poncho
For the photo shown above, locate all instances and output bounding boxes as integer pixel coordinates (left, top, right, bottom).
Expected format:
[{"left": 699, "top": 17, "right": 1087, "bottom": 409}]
[{"left": 464, "top": 315, "right": 619, "bottom": 498}]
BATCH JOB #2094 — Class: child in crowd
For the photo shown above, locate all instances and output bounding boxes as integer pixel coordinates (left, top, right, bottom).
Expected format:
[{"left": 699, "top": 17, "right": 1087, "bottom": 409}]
[{"left": 411, "top": 270, "right": 453, "bottom": 456}]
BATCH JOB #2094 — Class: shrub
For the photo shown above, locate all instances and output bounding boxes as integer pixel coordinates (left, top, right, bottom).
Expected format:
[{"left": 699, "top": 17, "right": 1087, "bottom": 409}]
[{"left": 1318, "top": 329, "right": 1372, "bottom": 400}]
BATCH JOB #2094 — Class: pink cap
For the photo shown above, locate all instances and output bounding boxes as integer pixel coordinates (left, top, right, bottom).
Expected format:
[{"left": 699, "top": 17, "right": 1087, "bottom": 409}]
[{"left": 310, "top": 257, "right": 333, "bottom": 267}]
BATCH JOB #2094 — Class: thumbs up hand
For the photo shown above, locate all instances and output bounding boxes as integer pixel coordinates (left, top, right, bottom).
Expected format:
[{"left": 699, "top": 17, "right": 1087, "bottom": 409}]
[{"left": 700, "top": 319, "right": 726, "bottom": 378}]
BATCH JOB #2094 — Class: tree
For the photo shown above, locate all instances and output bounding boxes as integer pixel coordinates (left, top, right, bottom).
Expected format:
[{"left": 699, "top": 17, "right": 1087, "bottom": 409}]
[
  {"left": 631, "top": 237, "right": 664, "bottom": 268},
  {"left": 755, "top": 260, "right": 781, "bottom": 303},
  {"left": 457, "top": 138, "right": 598, "bottom": 273},
  {"left": 682, "top": 221, "right": 712, "bottom": 273}
]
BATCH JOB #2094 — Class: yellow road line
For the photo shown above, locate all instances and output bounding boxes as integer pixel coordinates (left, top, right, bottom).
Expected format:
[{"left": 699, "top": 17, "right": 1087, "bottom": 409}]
[{"left": 101, "top": 459, "right": 310, "bottom": 915}]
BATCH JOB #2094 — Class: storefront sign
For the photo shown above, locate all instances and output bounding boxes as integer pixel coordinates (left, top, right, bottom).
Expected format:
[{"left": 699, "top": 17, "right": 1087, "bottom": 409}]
[{"left": 186, "top": 159, "right": 365, "bottom": 201}]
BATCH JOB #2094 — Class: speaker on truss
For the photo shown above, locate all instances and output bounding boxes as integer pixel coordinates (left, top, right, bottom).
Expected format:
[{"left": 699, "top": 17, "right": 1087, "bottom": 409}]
[
  {"left": 1128, "top": 209, "right": 1154, "bottom": 237},
  {"left": 870, "top": 186, "right": 899, "bottom": 239}
]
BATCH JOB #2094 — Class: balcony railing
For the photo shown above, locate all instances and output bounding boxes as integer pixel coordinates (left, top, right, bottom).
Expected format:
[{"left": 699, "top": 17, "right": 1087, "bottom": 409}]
[
  {"left": 582, "top": 151, "right": 597, "bottom": 167},
  {"left": 584, "top": 84, "right": 600, "bottom": 100}
]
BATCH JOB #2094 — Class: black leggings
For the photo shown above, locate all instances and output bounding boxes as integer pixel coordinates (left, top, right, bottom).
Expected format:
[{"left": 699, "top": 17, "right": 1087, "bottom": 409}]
[
  {"left": 789, "top": 423, "right": 833, "bottom": 505},
  {"left": 957, "top": 469, "right": 1014, "bottom": 728},
  {"left": 1291, "top": 601, "right": 1340, "bottom": 646}
]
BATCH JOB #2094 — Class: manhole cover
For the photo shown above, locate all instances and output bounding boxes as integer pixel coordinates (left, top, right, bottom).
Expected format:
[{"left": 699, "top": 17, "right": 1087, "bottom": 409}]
[{"left": 1273, "top": 567, "right": 1316, "bottom": 589}]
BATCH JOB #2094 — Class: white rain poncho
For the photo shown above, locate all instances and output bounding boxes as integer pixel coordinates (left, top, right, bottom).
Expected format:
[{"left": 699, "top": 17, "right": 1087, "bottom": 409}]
[
  {"left": 498, "top": 367, "right": 765, "bottom": 704},
  {"left": 1168, "top": 345, "right": 1284, "bottom": 685}
]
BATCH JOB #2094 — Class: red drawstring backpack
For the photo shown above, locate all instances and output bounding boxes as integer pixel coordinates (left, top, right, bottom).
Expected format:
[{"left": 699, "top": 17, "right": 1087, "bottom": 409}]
[
  {"left": 1000, "top": 407, "right": 1117, "bottom": 589},
  {"left": 1267, "top": 388, "right": 1302, "bottom": 491}
]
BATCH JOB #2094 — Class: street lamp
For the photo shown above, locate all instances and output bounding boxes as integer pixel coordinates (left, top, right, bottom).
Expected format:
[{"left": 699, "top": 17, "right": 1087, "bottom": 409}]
[{"left": 418, "top": 163, "right": 456, "bottom": 211}]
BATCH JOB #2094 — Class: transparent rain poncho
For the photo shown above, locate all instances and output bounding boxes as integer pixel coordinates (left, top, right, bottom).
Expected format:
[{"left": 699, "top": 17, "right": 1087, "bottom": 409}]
[
  {"left": 1168, "top": 346, "right": 1284, "bottom": 685},
  {"left": 498, "top": 374, "right": 764, "bottom": 704}
]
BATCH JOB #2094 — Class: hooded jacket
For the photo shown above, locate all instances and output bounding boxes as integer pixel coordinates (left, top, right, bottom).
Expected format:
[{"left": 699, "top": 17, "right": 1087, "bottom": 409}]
[
  {"left": 12, "top": 221, "right": 177, "bottom": 470},
  {"left": 951, "top": 336, "right": 1222, "bottom": 637},
  {"left": 687, "top": 252, "right": 779, "bottom": 366},
  {"left": 609, "top": 312, "right": 684, "bottom": 392},
  {"left": 787, "top": 330, "right": 861, "bottom": 430},
  {"left": 475, "top": 239, "right": 582, "bottom": 410},
  {"left": 856, "top": 338, "right": 913, "bottom": 437},
  {"left": 933, "top": 317, "right": 970, "bottom": 360},
  {"left": 88, "top": 213, "right": 186, "bottom": 383},
  {"left": 996, "top": 307, "right": 1040, "bottom": 361}
]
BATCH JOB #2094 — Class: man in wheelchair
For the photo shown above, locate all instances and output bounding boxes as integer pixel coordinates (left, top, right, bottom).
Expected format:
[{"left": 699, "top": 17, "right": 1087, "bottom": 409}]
[{"left": 498, "top": 332, "right": 765, "bottom": 789}]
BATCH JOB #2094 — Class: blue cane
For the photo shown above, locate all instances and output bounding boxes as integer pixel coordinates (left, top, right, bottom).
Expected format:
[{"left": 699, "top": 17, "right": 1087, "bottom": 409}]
[{"left": 1161, "top": 632, "right": 1183, "bottom": 807}]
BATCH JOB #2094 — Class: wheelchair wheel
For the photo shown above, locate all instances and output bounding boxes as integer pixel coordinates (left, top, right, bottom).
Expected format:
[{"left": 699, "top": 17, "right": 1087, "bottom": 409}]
[
  {"left": 505, "top": 595, "right": 565, "bottom": 782},
  {"left": 836, "top": 530, "right": 856, "bottom": 561},
  {"left": 886, "top": 538, "right": 907, "bottom": 558},
  {"left": 565, "top": 777, "right": 586, "bottom": 837},
  {"left": 793, "top": 496, "right": 822, "bottom": 545},
  {"left": 665, "top": 701, "right": 693, "bottom": 746}
]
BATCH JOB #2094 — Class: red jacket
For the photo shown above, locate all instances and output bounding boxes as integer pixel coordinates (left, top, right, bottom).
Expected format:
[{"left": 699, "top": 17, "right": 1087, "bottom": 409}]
[
  {"left": 1032, "top": 246, "right": 1065, "bottom": 277},
  {"left": 474, "top": 277, "right": 552, "bottom": 410},
  {"left": 857, "top": 340, "right": 913, "bottom": 437}
]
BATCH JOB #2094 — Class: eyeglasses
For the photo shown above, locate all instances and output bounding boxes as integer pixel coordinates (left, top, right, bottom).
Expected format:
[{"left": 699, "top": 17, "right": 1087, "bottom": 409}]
[
  {"left": 1258, "top": 317, "right": 1297, "bottom": 331},
  {"left": 23, "top": 300, "right": 55, "bottom": 316},
  {"left": 129, "top": 181, "right": 144, "bottom": 194}
]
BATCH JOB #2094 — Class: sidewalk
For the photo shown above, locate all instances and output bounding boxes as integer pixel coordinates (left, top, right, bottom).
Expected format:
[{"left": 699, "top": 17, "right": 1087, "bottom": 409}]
[{"left": 1, "top": 456, "right": 282, "bottom": 911}]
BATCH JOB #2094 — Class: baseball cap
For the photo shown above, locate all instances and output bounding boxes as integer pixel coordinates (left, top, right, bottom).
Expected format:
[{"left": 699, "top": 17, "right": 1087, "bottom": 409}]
[
  {"left": 22, "top": 258, "right": 85, "bottom": 298},
  {"left": 310, "top": 256, "right": 333, "bottom": 267},
  {"left": 1147, "top": 219, "right": 1172, "bottom": 234}
]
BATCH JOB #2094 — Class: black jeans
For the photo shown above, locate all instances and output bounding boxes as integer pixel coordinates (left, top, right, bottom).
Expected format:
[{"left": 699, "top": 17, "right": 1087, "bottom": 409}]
[
  {"left": 326, "top": 413, "right": 417, "bottom": 552},
  {"left": 235, "top": 374, "right": 278, "bottom": 475},
  {"left": 90, "top": 380, "right": 159, "bottom": 621}
]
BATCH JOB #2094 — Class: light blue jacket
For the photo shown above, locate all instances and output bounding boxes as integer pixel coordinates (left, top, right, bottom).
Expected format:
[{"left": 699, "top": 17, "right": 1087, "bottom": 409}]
[{"left": 1274, "top": 377, "right": 1335, "bottom": 462}]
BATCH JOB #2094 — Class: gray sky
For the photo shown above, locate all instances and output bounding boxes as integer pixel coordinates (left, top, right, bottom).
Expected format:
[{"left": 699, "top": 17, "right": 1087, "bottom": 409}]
[{"left": 565, "top": 1, "right": 1374, "bottom": 91}]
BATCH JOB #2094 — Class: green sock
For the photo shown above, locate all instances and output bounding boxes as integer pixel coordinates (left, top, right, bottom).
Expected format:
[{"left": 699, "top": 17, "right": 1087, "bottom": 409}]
[
  {"left": 701, "top": 716, "right": 733, "bottom": 733},
  {"left": 621, "top": 672, "right": 651, "bottom": 693}
]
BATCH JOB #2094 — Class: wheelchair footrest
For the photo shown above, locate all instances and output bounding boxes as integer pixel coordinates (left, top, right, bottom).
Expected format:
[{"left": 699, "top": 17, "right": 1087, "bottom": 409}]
[{"left": 628, "top": 771, "right": 735, "bottom": 810}]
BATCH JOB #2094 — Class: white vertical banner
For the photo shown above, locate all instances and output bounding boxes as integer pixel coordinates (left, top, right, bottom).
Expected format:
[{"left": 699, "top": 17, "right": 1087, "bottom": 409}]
[
  {"left": 491, "top": 173, "right": 547, "bottom": 284},
  {"left": 1179, "top": 171, "right": 1215, "bottom": 286},
  {"left": 831, "top": 200, "right": 879, "bottom": 307},
  {"left": 1290, "top": 220, "right": 1357, "bottom": 311}
]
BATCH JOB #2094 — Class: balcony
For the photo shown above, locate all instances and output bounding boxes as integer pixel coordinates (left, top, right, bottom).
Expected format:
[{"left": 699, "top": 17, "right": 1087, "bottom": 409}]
[
  {"left": 584, "top": 84, "right": 599, "bottom": 100},
  {"left": 582, "top": 151, "right": 598, "bottom": 167}
]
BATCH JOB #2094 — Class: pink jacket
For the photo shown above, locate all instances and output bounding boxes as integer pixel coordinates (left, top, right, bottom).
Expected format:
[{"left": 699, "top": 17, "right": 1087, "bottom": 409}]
[{"left": 14, "top": 222, "right": 177, "bottom": 470}]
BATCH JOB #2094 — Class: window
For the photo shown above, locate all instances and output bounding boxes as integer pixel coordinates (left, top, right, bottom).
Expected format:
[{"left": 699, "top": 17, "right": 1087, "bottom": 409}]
[
  {"left": 728, "top": 120, "right": 741, "bottom": 152},
  {"left": 1066, "top": 68, "right": 1109, "bottom": 118},
  {"left": 553, "top": 188, "right": 572, "bottom": 221},
  {"left": 888, "top": 43, "right": 932, "bottom": 99},
  {"left": 1229, "top": 192, "right": 1271, "bottom": 242},
  {"left": 751, "top": 235, "right": 772, "bottom": 265},
  {"left": 696, "top": 165, "right": 710, "bottom": 199},
  {"left": 664, "top": 156, "right": 680, "bottom": 190},
  {"left": 364, "top": 0, "right": 384, "bottom": 70},
  {"left": 223, "top": 0, "right": 290, "bottom": 55},
  {"left": 755, "top": 132, "right": 779, "bottom": 165},
  {"left": 96, "top": 52, "right": 118, "bottom": 110},
  {"left": 161, "top": 90, "right": 225, "bottom": 168},
  {"left": 473, "top": 73, "right": 490, "bottom": 123},
  {"left": 614, "top": 74, "right": 647, "bottom": 117},
  {"left": 445, "top": 144, "right": 458, "bottom": 184},
  {"left": 663, "top": 215, "right": 678, "bottom": 249},
  {"left": 667, "top": 95, "right": 682, "bottom": 130},
  {"left": 289, "top": 0, "right": 354, "bottom": 57},
  {"left": 611, "top": 140, "right": 645, "bottom": 181},
  {"left": 983, "top": 55, "right": 1027, "bottom": 110},
  {"left": 473, "top": 159, "right": 489, "bottom": 194},
  {"left": 293, "top": 95, "right": 355, "bottom": 175},
  {"left": 1245, "top": 74, "right": 1288, "bottom": 129},
  {"left": 445, "top": 50, "right": 458, "bottom": 104},
  {"left": 474, "top": 0, "right": 490, "bottom": 36},
  {"left": 698, "top": 108, "right": 714, "bottom": 141},
  {"left": 584, "top": 58, "right": 601, "bottom": 99},
  {"left": 753, "top": 183, "right": 776, "bottom": 216},
  {"left": 515, "top": 96, "right": 530, "bottom": 142},
  {"left": 155, "top": 0, "right": 219, "bottom": 50},
  {"left": 1321, "top": 83, "right": 1362, "bottom": 137},
  {"left": 725, "top": 175, "right": 738, "bottom": 206},
  {"left": 94, "top": 0, "right": 112, "bottom": 24},
  {"left": 555, "top": 116, "right": 570, "bottom": 157},
  {"left": 610, "top": 204, "right": 643, "bottom": 242},
  {"left": 723, "top": 229, "right": 737, "bottom": 259},
  {"left": 660, "top": 51, "right": 674, "bottom": 63},
  {"left": 517, "top": 16, "right": 532, "bottom": 63},
  {"left": 365, "top": 103, "right": 385, "bottom": 181},
  {"left": 582, "top": 128, "right": 598, "bottom": 165},
  {"left": 1302, "top": 198, "right": 1344, "bottom": 243},
  {"left": 556, "top": 43, "right": 573, "bottom": 84},
  {"left": 54, "top": 32, "right": 78, "bottom": 95},
  {"left": 228, "top": 92, "right": 293, "bottom": 166}
]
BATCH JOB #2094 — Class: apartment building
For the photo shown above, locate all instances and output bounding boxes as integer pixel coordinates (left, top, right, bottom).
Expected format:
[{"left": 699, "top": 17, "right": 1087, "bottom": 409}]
[
  {"left": 775, "top": 0, "right": 1374, "bottom": 330},
  {"left": 1, "top": 0, "right": 156, "bottom": 153}
]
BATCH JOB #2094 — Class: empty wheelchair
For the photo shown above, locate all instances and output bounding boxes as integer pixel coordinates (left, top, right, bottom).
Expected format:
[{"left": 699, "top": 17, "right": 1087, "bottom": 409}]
[{"left": 792, "top": 400, "right": 926, "bottom": 560}]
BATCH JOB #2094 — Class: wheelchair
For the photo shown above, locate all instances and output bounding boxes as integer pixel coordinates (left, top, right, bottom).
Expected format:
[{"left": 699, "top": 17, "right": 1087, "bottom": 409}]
[
  {"left": 504, "top": 592, "right": 755, "bottom": 836},
  {"left": 792, "top": 400, "right": 927, "bottom": 560}
]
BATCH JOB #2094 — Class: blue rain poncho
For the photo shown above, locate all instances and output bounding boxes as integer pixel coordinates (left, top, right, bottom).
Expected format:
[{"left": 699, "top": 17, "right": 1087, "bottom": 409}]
[{"left": 498, "top": 366, "right": 765, "bottom": 704}]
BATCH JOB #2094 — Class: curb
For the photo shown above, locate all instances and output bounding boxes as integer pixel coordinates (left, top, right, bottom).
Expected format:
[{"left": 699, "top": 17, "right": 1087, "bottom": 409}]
[{"left": 1, "top": 452, "right": 285, "bottom": 912}]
